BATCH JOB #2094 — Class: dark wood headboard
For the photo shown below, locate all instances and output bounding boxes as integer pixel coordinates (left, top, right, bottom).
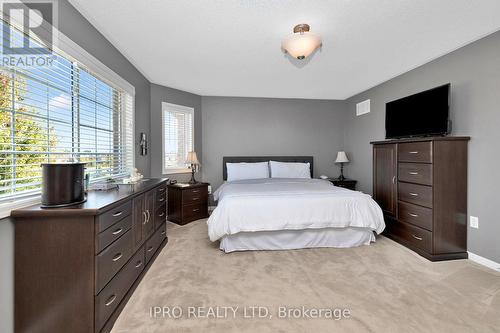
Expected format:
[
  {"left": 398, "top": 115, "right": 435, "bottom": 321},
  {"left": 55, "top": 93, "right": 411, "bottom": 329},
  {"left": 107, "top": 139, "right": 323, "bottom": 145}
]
[{"left": 222, "top": 156, "right": 314, "bottom": 180}]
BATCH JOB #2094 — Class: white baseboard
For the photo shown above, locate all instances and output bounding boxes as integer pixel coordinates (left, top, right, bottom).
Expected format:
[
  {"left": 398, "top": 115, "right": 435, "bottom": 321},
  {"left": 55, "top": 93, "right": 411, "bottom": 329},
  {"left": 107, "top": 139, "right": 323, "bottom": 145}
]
[{"left": 468, "top": 252, "right": 500, "bottom": 272}]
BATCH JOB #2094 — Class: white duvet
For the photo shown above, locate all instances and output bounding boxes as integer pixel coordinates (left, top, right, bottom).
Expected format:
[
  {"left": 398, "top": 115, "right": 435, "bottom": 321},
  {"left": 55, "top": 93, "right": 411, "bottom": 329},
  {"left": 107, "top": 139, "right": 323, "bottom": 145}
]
[{"left": 207, "top": 178, "right": 385, "bottom": 241}]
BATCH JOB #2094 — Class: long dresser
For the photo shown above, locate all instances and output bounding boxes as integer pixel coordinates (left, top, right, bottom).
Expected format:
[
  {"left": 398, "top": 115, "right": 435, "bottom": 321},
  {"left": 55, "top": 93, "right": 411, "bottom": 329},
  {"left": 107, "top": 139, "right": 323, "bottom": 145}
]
[
  {"left": 12, "top": 178, "right": 168, "bottom": 333},
  {"left": 371, "top": 137, "right": 469, "bottom": 261}
]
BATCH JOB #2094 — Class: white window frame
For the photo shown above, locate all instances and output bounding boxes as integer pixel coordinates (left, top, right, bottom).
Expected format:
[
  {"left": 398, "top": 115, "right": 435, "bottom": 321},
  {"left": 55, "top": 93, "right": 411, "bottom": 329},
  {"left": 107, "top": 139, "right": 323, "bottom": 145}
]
[{"left": 161, "top": 102, "right": 195, "bottom": 175}]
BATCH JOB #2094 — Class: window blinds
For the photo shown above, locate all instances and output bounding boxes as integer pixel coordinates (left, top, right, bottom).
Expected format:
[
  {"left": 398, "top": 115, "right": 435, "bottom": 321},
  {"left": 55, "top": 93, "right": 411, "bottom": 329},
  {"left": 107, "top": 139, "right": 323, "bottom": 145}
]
[
  {"left": 162, "top": 103, "right": 194, "bottom": 173},
  {"left": 0, "top": 19, "right": 134, "bottom": 203}
]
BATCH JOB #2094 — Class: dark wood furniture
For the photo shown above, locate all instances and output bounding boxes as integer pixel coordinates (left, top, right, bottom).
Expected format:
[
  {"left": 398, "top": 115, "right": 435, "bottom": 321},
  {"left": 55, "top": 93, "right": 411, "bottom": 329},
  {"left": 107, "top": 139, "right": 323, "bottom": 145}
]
[
  {"left": 327, "top": 178, "right": 357, "bottom": 190},
  {"left": 167, "top": 182, "right": 209, "bottom": 225},
  {"left": 12, "top": 178, "right": 168, "bottom": 333},
  {"left": 222, "top": 156, "right": 314, "bottom": 180},
  {"left": 371, "top": 137, "right": 469, "bottom": 261}
]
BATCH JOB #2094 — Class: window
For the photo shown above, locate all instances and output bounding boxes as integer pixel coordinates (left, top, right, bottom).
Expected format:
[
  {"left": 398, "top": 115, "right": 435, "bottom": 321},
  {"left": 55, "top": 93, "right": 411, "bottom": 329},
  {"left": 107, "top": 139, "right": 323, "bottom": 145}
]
[
  {"left": 162, "top": 102, "right": 194, "bottom": 174},
  {"left": 0, "top": 19, "right": 134, "bottom": 206}
]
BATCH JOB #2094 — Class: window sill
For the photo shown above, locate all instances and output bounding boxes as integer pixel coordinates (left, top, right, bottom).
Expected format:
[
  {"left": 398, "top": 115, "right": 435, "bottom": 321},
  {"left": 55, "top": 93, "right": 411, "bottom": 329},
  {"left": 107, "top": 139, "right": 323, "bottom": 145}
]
[
  {"left": 163, "top": 168, "right": 192, "bottom": 175},
  {"left": 0, "top": 196, "right": 41, "bottom": 219}
]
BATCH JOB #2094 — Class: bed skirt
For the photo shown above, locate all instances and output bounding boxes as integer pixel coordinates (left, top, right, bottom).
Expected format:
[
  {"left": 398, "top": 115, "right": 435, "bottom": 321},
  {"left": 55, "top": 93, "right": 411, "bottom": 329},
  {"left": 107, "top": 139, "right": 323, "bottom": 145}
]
[{"left": 219, "top": 227, "right": 375, "bottom": 253}]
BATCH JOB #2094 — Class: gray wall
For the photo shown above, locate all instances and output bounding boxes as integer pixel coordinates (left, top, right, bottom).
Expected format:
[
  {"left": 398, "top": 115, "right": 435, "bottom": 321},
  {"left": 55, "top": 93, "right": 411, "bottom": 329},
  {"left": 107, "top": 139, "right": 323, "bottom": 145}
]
[
  {"left": 150, "top": 84, "right": 202, "bottom": 182},
  {"left": 201, "top": 97, "right": 347, "bottom": 188},
  {"left": 0, "top": 219, "right": 13, "bottom": 333},
  {"left": 344, "top": 30, "right": 500, "bottom": 263}
]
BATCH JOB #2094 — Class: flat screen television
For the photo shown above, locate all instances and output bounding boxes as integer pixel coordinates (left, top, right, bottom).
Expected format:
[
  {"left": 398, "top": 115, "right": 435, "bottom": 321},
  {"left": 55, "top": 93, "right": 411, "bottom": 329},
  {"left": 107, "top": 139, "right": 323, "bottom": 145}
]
[{"left": 385, "top": 84, "right": 450, "bottom": 139}]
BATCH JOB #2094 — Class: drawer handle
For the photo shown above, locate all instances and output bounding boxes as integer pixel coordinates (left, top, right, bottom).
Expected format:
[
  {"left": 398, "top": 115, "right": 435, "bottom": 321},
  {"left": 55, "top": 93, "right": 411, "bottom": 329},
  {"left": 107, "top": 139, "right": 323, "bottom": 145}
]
[
  {"left": 409, "top": 192, "right": 419, "bottom": 197},
  {"left": 159, "top": 212, "right": 165, "bottom": 217},
  {"left": 412, "top": 234, "right": 423, "bottom": 241},
  {"left": 193, "top": 208, "right": 200, "bottom": 212},
  {"left": 392, "top": 176, "right": 396, "bottom": 184},
  {"left": 192, "top": 190, "right": 200, "bottom": 193},
  {"left": 146, "top": 210, "right": 151, "bottom": 222},
  {"left": 158, "top": 197, "right": 165, "bottom": 202},
  {"left": 408, "top": 213, "right": 419, "bottom": 217},
  {"left": 142, "top": 211, "right": 147, "bottom": 225},
  {"left": 408, "top": 172, "right": 419, "bottom": 175},
  {"left": 161, "top": 230, "right": 166, "bottom": 236},
  {"left": 135, "top": 261, "right": 143, "bottom": 268},
  {"left": 105, "top": 294, "right": 117, "bottom": 307},
  {"left": 158, "top": 188, "right": 165, "bottom": 192},
  {"left": 112, "top": 253, "right": 123, "bottom": 262},
  {"left": 112, "top": 228, "right": 123, "bottom": 235},
  {"left": 147, "top": 246, "right": 154, "bottom": 252},
  {"left": 408, "top": 151, "right": 419, "bottom": 154},
  {"left": 112, "top": 211, "right": 123, "bottom": 217},
  {"left": 192, "top": 197, "right": 199, "bottom": 201}
]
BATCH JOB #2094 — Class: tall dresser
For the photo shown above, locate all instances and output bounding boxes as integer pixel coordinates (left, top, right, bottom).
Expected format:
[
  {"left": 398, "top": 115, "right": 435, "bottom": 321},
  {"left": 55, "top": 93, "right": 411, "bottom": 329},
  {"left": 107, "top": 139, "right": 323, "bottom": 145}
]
[
  {"left": 371, "top": 137, "right": 469, "bottom": 261},
  {"left": 12, "top": 178, "right": 168, "bottom": 333}
]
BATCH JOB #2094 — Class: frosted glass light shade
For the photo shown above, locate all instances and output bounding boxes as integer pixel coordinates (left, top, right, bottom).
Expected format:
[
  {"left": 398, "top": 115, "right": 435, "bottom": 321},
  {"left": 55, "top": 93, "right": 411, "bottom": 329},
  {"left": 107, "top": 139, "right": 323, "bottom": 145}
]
[
  {"left": 335, "top": 151, "right": 349, "bottom": 163},
  {"left": 186, "top": 151, "right": 200, "bottom": 165},
  {"left": 282, "top": 31, "right": 321, "bottom": 59}
]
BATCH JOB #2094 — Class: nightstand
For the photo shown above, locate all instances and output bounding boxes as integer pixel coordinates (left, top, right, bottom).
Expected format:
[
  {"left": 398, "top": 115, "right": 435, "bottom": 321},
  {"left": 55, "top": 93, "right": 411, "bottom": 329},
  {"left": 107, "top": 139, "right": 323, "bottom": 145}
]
[
  {"left": 167, "top": 182, "right": 209, "bottom": 225},
  {"left": 328, "top": 178, "right": 357, "bottom": 191}
]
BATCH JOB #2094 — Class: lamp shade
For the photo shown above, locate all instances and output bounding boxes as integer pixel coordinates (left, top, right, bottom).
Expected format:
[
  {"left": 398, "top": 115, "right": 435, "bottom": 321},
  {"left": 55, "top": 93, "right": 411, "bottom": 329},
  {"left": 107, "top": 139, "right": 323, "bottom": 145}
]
[
  {"left": 185, "top": 151, "right": 199, "bottom": 165},
  {"left": 335, "top": 151, "right": 349, "bottom": 163}
]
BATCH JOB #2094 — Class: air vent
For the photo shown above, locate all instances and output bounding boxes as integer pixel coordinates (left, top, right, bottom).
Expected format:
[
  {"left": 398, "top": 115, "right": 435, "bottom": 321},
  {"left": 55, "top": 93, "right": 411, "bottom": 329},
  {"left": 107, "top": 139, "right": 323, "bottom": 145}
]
[{"left": 356, "top": 99, "right": 370, "bottom": 116}]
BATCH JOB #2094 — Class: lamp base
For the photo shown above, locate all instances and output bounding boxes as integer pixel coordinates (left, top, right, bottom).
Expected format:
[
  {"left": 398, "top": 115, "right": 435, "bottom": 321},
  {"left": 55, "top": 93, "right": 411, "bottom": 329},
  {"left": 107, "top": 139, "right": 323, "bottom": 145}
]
[
  {"left": 188, "top": 168, "right": 197, "bottom": 184},
  {"left": 338, "top": 163, "right": 345, "bottom": 181}
]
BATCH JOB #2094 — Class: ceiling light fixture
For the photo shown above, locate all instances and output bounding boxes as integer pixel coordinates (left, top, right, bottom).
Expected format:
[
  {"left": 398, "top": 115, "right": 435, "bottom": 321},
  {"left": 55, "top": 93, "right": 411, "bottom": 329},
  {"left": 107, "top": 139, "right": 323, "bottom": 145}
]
[{"left": 281, "top": 24, "right": 322, "bottom": 60}]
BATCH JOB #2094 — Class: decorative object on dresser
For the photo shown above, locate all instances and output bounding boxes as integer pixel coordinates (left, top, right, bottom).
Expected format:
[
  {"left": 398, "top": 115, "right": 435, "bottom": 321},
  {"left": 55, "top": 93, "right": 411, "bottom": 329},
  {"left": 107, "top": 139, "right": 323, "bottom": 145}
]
[
  {"left": 328, "top": 178, "right": 357, "bottom": 191},
  {"left": 186, "top": 151, "right": 200, "bottom": 184},
  {"left": 168, "top": 182, "right": 209, "bottom": 225},
  {"left": 12, "top": 178, "right": 168, "bottom": 333},
  {"left": 335, "top": 151, "right": 349, "bottom": 180},
  {"left": 371, "top": 137, "right": 469, "bottom": 261}
]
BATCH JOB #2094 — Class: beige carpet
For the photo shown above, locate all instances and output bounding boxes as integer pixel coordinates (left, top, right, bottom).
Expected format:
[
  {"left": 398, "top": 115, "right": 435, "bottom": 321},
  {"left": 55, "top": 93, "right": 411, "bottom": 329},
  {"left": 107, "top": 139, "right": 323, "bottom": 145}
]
[{"left": 111, "top": 220, "right": 500, "bottom": 333}]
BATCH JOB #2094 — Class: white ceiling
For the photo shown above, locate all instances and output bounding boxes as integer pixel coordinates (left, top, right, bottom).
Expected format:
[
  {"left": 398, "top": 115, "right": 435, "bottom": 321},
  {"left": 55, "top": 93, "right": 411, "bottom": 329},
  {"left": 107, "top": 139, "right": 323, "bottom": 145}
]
[{"left": 69, "top": 0, "right": 500, "bottom": 100}]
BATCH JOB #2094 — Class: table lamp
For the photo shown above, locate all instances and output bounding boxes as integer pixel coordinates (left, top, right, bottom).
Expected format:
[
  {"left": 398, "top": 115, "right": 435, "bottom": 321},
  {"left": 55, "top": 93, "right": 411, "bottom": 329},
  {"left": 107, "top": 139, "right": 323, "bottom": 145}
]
[{"left": 335, "top": 151, "right": 349, "bottom": 181}]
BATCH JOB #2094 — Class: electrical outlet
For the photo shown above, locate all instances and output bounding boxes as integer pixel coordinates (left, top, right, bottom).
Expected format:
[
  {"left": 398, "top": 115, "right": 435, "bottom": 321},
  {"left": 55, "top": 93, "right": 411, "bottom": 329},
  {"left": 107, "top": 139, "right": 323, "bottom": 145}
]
[
  {"left": 208, "top": 185, "right": 212, "bottom": 194},
  {"left": 470, "top": 216, "right": 479, "bottom": 229}
]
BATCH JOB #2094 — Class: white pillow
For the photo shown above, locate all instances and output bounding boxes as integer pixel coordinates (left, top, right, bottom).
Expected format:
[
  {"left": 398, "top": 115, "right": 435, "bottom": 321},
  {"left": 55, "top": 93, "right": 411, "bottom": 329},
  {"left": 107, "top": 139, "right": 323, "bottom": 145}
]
[
  {"left": 270, "top": 161, "right": 311, "bottom": 179},
  {"left": 226, "top": 162, "right": 270, "bottom": 181}
]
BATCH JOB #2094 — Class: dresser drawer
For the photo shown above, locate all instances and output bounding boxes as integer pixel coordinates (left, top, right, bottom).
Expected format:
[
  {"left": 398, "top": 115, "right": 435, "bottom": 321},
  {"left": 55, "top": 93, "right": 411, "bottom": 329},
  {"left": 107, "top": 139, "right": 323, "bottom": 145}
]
[
  {"left": 182, "top": 203, "right": 208, "bottom": 222},
  {"left": 398, "top": 201, "right": 433, "bottom": 231},
  {"left": 97, "top": 201, "right": 132, "bottom": 233},
  {"left": 145, "top": 223, "right": 166, "bottom": 263},
  {"left": 156, "top": 184, "right": 167, "bottom": 197},
  {"left": 398, "top": 142, "right": 432, "bottom": 163},
  {"left": 95, "top": 247, "right": 145, "bottom": 332},
  {"left": 398, "top": 163, "right": 433, "bottom": 185},
  {"left": 96, "top": 230, "right": 133, "bottom": 293},
  {"left": 182, "top": 187, "right": 208, "bottom": 205},
  {"left": 155, "top": 190, "right": 167, "bottom": 211},
  {"left": 154, "top": 204, "right": 166, "bottom": 229},
  {"left": 96, "top": 215, "right": 132, "bottom": 254},
  {"left": 392, "top": 221, "right": 433, "bottom": 253},
  {"left": 398, "top": 182, "right": 433, "bottom": 208}
]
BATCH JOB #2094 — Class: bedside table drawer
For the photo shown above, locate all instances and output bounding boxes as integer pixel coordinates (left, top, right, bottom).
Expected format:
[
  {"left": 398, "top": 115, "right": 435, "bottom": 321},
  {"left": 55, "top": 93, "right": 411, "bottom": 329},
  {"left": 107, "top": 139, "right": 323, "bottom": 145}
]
[
  {"left": 182, "top": 203, "right": 208, "bottom": 222},
  {"left": 182, "top": 187, "right": 208, "bottom": 205}
]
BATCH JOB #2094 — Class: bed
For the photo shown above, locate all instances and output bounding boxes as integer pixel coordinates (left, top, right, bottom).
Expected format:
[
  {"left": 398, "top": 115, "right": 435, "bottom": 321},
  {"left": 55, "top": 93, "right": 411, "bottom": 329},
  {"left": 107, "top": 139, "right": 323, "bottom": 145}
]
[{"left": 207, "top": 156, "right": 385, "bottom": 252}]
